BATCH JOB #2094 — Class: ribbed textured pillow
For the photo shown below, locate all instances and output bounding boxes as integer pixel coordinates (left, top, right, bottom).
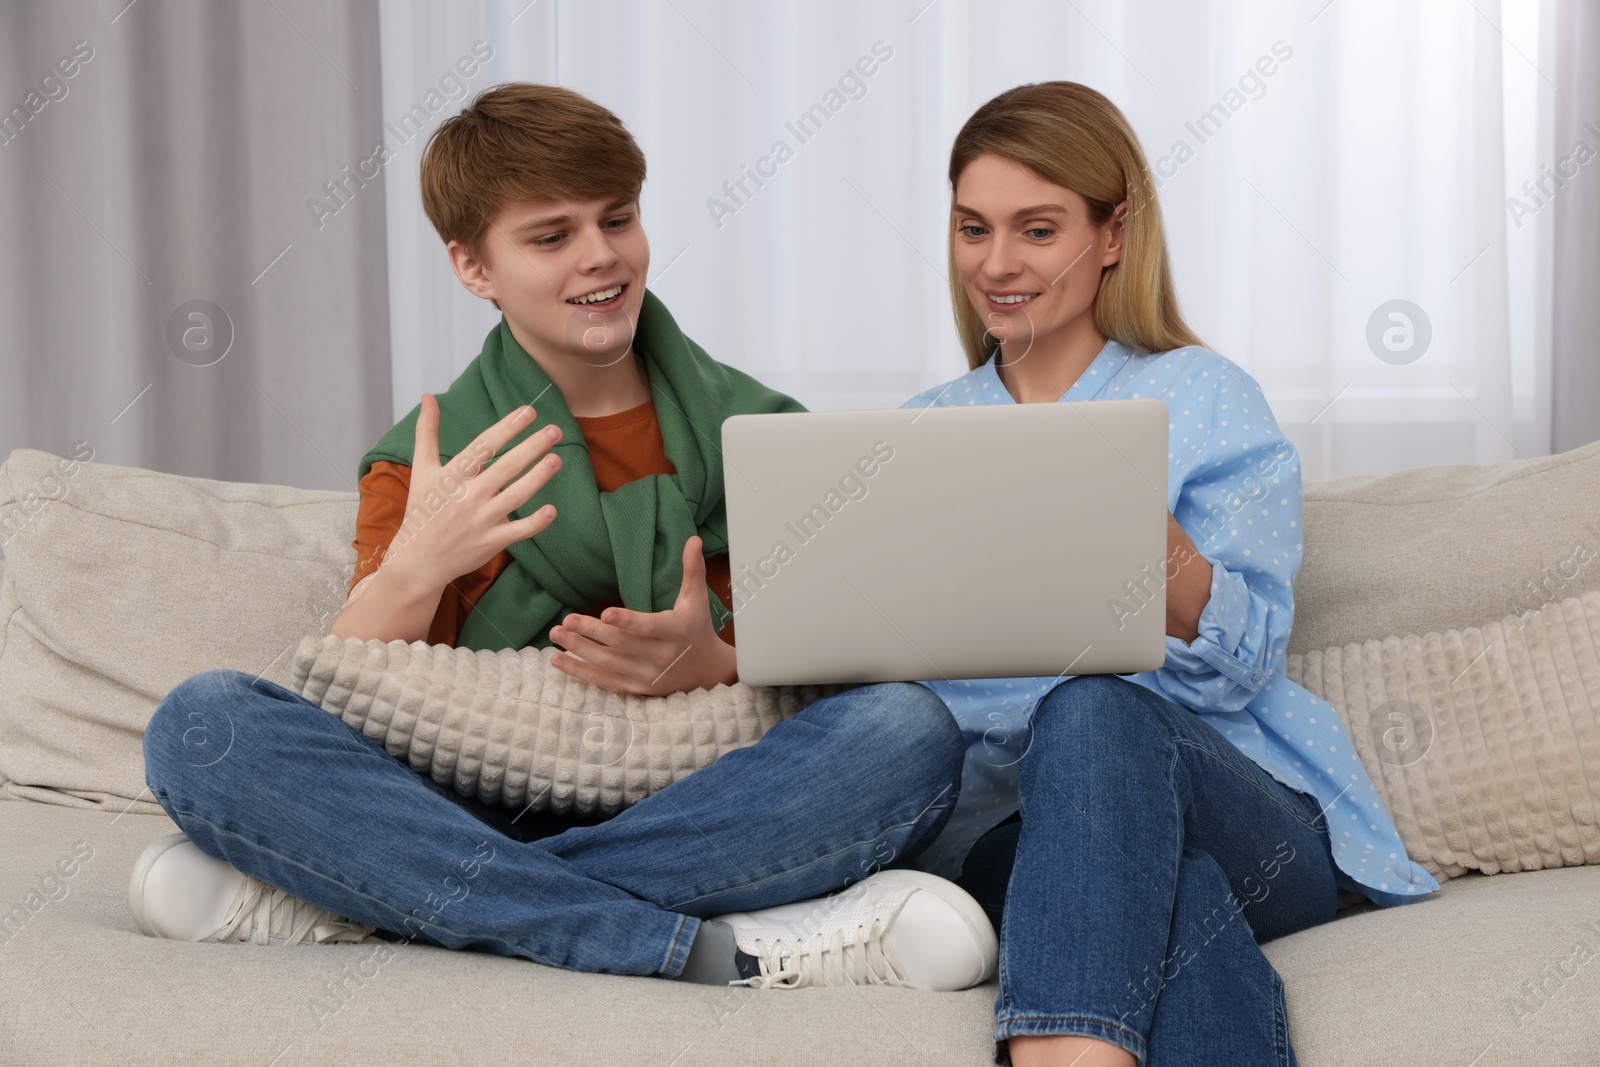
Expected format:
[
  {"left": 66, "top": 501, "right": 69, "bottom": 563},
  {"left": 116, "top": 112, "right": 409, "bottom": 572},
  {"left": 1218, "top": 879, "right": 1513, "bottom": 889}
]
[
  {"left": 1284, "top": 589, "right": 1600, "bottom": 884},
  {"left": 290, "top": 634, "right": 848, "bottom": 817}
]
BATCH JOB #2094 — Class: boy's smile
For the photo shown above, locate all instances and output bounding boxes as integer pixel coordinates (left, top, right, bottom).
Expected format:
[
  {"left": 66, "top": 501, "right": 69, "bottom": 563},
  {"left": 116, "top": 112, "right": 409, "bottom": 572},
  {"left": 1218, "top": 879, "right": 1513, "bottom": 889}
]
[{"left": 567, "top": 282, "right": 627, "bottom": 309}]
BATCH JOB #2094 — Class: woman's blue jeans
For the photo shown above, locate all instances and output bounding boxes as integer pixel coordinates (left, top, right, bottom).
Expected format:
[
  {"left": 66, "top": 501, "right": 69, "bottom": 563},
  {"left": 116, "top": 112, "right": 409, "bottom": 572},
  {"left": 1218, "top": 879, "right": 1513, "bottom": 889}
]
[
  {"left": 142, "top": 670, "right": 965, "bottom": 977},
  {"left": 955, "top": 675, "right": 1340, "bottom": 1067}
]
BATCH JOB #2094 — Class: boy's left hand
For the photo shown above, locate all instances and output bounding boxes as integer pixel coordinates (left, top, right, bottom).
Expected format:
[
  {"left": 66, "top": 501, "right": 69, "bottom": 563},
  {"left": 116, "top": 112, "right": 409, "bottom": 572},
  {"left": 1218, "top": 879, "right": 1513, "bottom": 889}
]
[{"left": 548, "top": 535, "right": 738, "bottom": 696}]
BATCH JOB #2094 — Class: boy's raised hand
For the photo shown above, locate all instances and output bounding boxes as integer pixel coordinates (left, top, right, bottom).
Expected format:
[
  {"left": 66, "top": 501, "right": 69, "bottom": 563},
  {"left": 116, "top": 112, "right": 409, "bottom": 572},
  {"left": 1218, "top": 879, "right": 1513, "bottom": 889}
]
[
  {"left": 381, "top": 394, "right": 563, "bottom": 593},
  {"left": 548, "top": 535, "right": 738, "bottom": 696}
]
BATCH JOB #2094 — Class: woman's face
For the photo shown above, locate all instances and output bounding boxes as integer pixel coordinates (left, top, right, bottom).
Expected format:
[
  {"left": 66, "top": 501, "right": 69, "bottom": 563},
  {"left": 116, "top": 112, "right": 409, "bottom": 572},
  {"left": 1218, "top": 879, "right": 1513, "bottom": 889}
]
[{"left": 951, "top": 153, "right": 1125, "bottom": 358}]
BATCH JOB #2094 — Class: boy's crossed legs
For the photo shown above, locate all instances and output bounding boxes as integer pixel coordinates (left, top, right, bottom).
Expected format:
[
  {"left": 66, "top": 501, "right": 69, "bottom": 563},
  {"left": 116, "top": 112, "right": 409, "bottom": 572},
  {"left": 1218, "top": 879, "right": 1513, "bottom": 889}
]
[{"left": 135, "top": 669, "right": 979, "bottom": 982}]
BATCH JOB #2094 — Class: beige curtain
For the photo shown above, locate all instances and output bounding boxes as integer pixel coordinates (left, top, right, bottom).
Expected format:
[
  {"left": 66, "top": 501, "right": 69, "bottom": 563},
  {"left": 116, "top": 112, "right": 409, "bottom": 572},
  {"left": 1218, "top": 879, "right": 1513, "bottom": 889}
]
[{"left": 0, "top": 0, "right": 390, "bottom": 494}]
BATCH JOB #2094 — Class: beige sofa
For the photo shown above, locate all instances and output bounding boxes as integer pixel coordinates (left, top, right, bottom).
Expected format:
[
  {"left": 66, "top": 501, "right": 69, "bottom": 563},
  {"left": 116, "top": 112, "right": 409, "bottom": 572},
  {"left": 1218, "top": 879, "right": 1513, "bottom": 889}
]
[{"left": 2, "top": 442, "right": 1598, "bottom": 1066}]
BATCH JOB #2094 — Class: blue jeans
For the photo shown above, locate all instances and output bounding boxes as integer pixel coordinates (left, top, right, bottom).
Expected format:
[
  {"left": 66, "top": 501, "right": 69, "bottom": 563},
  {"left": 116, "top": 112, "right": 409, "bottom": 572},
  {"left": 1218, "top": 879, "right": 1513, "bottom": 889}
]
[
  {"left": 954, "top": 675, "right": 1339, "bottom": 1067},
  {"left": 142, "top": 671, "right": 964, "bottom": 976}
]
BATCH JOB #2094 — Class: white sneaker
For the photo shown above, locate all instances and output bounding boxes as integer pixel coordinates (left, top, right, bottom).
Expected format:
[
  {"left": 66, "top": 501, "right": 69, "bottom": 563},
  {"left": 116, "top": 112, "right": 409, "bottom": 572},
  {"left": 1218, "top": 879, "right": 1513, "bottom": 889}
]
[
  {"left": 712, "top": 869, "right": 998, "bottom": 991},
  {"left": 128, "top": 833, "right": 379, "bottom": 946}
]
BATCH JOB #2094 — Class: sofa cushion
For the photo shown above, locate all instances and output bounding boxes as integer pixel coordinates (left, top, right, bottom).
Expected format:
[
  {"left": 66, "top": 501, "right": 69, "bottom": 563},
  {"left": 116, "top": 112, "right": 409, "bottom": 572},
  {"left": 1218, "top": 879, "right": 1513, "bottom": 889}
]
[
  {"left": 0, "top": 449, "right": 359, "bottom": 811},
  {"left": 1, "top": 802, "right": 1594, "bottom": 1066},
  {"left": 1266, "top": 862, "right": 1600, "bottom": 1065},
  {"left": 1285, "top": 589, "right": 1600, "bottom": 886},
  {"left": 0, "top": 803, "right": 999, "bottom": 1066},
  {"left": 290, "top": 633, "right": 845, "bottom": 817},
  {"left": 1289, "top": 437, "right": 1600, "bottom": 656}
]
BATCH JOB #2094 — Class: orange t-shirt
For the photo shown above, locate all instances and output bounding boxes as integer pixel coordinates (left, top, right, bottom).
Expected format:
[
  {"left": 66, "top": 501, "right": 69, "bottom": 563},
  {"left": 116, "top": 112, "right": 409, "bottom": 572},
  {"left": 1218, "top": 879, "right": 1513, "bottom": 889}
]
[{"left": 348, "top": 397, "right": 736, "bottom": 649}]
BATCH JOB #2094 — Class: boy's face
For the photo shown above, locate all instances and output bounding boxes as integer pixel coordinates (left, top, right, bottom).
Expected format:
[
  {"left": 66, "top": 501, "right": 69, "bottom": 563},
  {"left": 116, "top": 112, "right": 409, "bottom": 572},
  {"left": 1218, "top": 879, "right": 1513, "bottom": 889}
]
[{"left": 448, "top": 194, "right": 650, "bottom": 368}]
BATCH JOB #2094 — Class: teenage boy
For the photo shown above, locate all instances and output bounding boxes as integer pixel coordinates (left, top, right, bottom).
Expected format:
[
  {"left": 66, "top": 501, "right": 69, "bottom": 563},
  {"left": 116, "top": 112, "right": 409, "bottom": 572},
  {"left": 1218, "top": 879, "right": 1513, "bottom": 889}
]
[{"left": 127, "top": 83, "right": 996, "bottom": 991}]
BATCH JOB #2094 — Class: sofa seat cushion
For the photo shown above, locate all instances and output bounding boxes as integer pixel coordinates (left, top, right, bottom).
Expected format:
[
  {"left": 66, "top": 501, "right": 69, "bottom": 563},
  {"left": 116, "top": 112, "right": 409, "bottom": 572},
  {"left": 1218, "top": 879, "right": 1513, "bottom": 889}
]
[
  {"left": 0, "top": 801, "right": 997, "bottom": 1066},
  {"left": 1264, "top": 865, "right": 1600, "bottom": 1064},
  {"left": 2, "top": 801, "right": 1595, "bottom": 1066}
]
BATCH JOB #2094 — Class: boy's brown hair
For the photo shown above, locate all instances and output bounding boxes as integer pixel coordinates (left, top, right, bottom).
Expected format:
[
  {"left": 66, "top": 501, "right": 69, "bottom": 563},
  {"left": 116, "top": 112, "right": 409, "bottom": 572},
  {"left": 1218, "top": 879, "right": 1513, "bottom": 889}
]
[{"left": 419, "top": 82, "right": 647, "bottom": 267}]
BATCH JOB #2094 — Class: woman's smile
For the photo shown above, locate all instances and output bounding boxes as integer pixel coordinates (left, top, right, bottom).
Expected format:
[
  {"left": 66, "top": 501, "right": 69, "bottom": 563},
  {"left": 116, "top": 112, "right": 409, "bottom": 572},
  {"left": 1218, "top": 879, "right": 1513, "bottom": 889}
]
[{"left": 984, "top": 289, "right": 1042, "bottom": 312}]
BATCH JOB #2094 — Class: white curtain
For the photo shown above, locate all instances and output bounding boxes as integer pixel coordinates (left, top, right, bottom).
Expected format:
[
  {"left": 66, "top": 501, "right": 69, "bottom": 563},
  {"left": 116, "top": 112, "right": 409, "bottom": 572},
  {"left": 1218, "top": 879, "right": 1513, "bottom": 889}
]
[{"left": 379, "top": 0, "right": 1576, "bottom": 480}]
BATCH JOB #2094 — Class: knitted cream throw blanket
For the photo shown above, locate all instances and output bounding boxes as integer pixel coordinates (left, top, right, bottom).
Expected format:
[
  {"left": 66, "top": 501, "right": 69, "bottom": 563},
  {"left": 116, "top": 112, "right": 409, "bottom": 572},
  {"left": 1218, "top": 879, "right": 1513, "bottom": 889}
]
[{"left": 290, "top": 634, "right": 847, "bottom": 817}]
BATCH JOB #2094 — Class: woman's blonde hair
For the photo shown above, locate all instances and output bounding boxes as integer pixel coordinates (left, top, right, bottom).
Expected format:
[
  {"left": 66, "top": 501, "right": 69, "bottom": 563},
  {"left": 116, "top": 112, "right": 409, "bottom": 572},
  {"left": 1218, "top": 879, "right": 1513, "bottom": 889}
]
[{"left": 947, "top": 81, "right": 1206, "bottom": 369}]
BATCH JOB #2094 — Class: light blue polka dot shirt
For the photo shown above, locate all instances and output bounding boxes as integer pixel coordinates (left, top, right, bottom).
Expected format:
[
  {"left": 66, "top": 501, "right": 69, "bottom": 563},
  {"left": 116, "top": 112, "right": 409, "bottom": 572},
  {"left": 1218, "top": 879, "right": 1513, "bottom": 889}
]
[{"left": 901, "top": 337, "right": 1441, "bottom": 909}]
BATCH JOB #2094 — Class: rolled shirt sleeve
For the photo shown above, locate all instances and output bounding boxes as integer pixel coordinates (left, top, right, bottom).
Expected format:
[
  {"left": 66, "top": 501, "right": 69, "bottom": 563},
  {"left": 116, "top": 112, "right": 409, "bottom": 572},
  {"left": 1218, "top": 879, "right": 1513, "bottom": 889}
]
[
  {"left": 1150, "top": 368, "right": 1302, "bottom": 714},
  {"left": 1157, "top": 557, "right": 1275, "bottom": 710}
]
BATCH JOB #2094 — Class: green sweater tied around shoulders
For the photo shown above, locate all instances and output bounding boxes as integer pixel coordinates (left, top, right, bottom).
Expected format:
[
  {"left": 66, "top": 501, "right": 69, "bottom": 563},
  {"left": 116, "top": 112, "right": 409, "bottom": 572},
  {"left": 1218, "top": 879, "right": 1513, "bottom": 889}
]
[{"left": 358, "top": 289, "right": 807, "bottom": 652}]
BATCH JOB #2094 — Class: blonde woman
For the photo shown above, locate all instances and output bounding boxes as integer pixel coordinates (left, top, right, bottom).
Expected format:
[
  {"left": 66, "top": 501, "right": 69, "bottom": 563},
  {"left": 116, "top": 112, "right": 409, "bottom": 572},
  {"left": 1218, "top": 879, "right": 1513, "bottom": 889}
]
[{"left": 900, "top": 82, "right": 1440, "bottom": 1066}]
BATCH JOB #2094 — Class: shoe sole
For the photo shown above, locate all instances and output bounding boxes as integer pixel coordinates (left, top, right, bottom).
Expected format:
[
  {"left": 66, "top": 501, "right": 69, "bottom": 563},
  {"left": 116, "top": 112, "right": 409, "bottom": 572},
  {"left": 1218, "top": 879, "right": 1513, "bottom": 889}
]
[
  {"left": 126, "top": 832, "right": 194, "bottom": 938},
  {"left": 867, "top": 869, "right": 1000, "bottom": 989}
]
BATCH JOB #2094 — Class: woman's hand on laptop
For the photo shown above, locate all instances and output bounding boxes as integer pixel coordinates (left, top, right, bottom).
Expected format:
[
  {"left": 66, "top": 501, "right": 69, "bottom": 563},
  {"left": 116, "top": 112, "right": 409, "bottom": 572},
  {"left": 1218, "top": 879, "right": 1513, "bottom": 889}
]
[
  {"left": 548, "top": 536, "right": 738, "bottom": 696},
  {"left": 383, "top": 394, "right": 564, "bottom": 595}
]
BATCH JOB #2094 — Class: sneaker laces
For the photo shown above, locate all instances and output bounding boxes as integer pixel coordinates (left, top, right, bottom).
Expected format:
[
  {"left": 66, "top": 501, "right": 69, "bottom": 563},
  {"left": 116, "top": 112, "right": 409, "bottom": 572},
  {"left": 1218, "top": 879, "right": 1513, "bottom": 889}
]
[
  {"left": 735, "top": 919, "right": 911, "bottom": 990},
  {"left": 213, "top": 875, "right": 377, "bottom": 946}
]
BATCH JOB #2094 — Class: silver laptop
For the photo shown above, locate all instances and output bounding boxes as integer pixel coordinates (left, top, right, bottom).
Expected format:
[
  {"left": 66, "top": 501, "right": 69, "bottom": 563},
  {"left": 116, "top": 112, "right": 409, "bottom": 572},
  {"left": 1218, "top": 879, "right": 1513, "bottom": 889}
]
[{"left": 720, "top": 399, "right": 1171, "bottom": 686}]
